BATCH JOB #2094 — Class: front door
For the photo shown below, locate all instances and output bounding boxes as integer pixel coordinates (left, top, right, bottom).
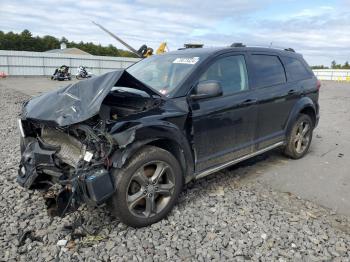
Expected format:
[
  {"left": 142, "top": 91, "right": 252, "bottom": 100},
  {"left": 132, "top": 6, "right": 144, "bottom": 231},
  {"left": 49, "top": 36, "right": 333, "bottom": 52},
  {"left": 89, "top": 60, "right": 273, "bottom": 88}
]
[{"left": 190, "top": 54, "right": 258, "bottom": 172}]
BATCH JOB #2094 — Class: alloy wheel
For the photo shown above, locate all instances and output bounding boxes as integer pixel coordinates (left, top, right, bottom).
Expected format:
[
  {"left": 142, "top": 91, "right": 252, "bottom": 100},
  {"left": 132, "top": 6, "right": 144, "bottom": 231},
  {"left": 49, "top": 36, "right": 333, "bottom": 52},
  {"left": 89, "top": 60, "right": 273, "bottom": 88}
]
[
  {"left": 294, "top": 121, "right": 311, "bottom": 154},
  {"left": 126, "top": 161, "right": 175, "bottom": 218}
]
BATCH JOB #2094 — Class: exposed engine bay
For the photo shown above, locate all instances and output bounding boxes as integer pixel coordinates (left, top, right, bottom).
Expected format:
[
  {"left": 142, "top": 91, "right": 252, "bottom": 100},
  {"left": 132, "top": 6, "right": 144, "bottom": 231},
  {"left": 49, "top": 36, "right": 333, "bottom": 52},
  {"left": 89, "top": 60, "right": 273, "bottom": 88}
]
[
  {"left": 17, "top": 70, "right": 162, "bottom": 217},
  {"left": 100, "top": 86, "right": 156, "bottom": 120},
  {"left": 18, "top": 120, "right": 116, "bottom": 217}
]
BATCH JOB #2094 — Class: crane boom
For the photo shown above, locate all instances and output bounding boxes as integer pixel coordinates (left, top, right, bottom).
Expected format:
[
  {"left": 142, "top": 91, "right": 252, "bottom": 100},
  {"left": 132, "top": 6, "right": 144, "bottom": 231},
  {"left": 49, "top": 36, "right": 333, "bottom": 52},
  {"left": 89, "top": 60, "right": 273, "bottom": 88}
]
[{"left": 92, "top": 21, "right": 142, "bottom": 58}]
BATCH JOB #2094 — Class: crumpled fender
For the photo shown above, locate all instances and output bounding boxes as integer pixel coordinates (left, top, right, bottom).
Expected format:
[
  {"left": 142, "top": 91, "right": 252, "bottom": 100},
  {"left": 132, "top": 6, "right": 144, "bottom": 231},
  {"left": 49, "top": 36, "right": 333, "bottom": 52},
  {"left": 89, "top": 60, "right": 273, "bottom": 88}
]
[{"left": 110, "top": 120, "right": 195, "bottom": 182}]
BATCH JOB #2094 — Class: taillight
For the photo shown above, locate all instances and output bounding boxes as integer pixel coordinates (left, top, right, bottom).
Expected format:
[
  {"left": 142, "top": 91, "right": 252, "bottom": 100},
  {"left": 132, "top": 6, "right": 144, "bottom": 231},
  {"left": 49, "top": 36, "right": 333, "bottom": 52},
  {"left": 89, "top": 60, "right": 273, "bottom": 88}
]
[{"left": 316, "top": 79, "right": 321, "bottom": 91}]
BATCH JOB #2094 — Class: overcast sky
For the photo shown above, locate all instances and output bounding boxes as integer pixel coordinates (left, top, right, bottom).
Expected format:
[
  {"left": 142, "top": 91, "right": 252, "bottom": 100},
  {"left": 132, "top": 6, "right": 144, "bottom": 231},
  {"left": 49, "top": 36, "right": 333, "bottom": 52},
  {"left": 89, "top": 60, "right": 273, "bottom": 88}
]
[{"left": 1, "top": 0, "right": 349, "bottom": 66}]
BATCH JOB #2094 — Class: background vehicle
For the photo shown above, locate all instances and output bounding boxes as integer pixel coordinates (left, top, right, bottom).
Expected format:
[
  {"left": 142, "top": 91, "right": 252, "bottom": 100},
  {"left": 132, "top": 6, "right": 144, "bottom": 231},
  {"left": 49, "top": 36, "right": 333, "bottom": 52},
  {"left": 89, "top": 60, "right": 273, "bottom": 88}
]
[
  {"left": 76, "top": 66, "right": 93, "bottom": 79},
  {"left": 51, "top": 65, "right": 71, "bottom": 81},
  {"left": 17, "top": 45, "right": 319, "bottom": 227}
]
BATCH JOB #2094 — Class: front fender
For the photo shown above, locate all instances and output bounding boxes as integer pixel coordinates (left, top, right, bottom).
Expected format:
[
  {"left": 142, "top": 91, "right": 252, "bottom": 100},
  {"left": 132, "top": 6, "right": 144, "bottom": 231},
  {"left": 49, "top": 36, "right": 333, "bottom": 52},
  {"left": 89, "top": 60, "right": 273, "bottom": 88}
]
[
  {"left": 109, "top": 120, "right": 194, "bottom": 181},
  {"left": 285, "top": 97, "right": 316, "bottom": 135}
]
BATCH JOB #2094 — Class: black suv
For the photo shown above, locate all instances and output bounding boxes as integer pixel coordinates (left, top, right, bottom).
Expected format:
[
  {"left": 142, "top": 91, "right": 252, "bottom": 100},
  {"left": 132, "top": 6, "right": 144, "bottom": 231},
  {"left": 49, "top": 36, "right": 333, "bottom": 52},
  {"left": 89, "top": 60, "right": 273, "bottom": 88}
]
[{"left": 17, "top": 46, "right": 320, "bottom": 227}]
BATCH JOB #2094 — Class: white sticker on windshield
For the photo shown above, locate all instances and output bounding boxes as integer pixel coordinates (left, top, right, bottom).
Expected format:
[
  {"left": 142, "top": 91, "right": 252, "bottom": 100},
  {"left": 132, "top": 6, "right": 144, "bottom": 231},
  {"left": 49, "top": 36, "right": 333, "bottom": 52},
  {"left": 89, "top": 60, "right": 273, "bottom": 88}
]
[{"left": 173, "top": 57, "right": 200, "bottom": 64}]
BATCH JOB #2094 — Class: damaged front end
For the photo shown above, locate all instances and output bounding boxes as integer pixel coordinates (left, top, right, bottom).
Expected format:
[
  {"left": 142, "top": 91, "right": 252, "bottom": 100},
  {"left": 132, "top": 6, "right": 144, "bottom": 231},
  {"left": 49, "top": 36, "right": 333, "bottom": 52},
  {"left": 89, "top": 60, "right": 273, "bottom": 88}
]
[
  {"left": 18, "top": 121, "right": 116, "bottom": 217},
  {"left": 17, "top": 70, "right": 163, "bottom": 217}
]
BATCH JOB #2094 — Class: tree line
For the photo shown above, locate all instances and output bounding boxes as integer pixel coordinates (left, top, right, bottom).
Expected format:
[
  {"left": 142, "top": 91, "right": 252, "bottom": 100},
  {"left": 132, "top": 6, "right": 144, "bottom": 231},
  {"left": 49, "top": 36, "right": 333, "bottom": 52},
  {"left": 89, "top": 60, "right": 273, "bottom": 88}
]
[
  {"left": 0, "top": 30, "right": 138, "bottom": 58},
  {"left": 2, "top": 30, "right": 350, "bottom": 68},
  {"left": 311, "top": 61, "right": 350, "bottom": 69}
]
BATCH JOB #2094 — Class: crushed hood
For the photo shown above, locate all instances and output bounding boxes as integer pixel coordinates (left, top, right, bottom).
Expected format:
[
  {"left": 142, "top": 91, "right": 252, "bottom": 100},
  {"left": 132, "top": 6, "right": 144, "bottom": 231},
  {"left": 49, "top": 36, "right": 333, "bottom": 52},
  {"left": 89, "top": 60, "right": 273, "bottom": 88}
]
[{"left": 22, "top": 70, "right": 160, "bottom": 126}]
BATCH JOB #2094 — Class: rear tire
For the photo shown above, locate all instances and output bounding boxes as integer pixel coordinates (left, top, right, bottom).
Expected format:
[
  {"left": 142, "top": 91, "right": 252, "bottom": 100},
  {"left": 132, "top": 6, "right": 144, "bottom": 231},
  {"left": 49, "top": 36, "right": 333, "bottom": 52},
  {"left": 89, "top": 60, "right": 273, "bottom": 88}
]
[
  {"left": 108, "top": 146, "right": 183, "bottom": 228},
  {"left": 284, "top": 114, "right": 313, "bottom": 159}
]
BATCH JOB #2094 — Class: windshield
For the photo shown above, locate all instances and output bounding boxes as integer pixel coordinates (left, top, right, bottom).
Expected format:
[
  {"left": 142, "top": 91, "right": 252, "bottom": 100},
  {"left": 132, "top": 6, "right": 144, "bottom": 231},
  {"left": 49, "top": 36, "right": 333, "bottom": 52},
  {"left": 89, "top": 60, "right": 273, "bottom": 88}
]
[{"left": 126, "top": 53, "right": 205, "bottom": 96}]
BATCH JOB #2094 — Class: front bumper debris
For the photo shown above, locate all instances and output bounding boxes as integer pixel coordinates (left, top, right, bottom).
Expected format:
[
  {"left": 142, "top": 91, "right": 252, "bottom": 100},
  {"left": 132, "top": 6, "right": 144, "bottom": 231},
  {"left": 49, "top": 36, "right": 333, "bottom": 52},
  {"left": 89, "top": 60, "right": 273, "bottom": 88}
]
[
  {"left": 17, "top": 140, "right": 57, "bottom": 189},
  {"left": 17, "top": 139, "right": 115, "bottom": 217}
]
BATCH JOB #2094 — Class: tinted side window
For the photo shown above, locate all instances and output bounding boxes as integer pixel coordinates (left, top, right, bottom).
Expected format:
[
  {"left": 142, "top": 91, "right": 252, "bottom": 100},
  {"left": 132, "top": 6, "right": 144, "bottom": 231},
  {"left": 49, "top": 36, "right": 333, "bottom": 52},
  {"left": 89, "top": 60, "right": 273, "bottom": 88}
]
[
  {"left": 199, "top": 55, "right": 248, "bottom": 95},
  {"left": 281, "top": 56, "right": 312, "bottom": 82},
  {"left": 251, "top": 55, "right": 286, "bottom": 88}
]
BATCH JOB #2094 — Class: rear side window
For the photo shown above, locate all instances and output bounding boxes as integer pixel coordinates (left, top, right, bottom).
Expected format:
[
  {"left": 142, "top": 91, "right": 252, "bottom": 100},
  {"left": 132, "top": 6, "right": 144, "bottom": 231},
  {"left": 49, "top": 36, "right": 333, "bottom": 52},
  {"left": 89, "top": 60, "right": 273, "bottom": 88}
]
[
  {"left": 199, "top": 55, "right": 248, "bottom": 95},
  {"left": 281, "top": 56, "right": 312, "bottom": 82},
  {"left": 251, "top": 55, "right": 286, "bottom": 89}
]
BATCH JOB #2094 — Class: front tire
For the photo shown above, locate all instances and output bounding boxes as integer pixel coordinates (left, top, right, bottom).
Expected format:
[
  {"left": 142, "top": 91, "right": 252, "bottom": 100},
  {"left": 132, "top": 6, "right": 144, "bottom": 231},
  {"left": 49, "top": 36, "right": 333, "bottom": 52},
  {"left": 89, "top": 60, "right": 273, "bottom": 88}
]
[
  {"left": 109, "top": 146, "right": 183, "bottom": 228},
  {"left": 284, "top": 114, "right": 314, "bottom": 159}
]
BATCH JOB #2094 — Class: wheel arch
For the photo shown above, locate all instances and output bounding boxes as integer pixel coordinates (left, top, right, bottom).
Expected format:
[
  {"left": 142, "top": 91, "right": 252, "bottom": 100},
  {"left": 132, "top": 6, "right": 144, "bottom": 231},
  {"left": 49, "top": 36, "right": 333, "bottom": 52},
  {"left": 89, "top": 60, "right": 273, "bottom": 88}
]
[
  {"left": 147, "top": 138, "right": 193, "bottom": 182},
  {"left": 299, "top": 106, "right": 316, "bottom": 127},
  {"left": 285, "top": 97, "right": 317, "bottom": 135},
  {"left": 110, "top": 123, "right": 195, "bottom": 183}
]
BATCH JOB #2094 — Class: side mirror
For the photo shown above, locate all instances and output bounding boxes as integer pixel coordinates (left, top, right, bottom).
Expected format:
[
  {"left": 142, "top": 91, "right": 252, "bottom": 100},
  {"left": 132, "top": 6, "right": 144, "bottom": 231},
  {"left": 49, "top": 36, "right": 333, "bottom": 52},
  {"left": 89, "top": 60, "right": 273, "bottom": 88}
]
[{"left": 191, "top": 80, "right": 223, "bottom": 100}]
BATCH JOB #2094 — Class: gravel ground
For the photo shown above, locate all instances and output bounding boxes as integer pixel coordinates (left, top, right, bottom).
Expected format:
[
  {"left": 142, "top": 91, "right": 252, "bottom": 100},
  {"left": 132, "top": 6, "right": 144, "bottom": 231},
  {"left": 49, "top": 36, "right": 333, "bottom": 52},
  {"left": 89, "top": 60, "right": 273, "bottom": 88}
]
[{"left": 0, "top": 85, "right": 350, "bottom": 261}]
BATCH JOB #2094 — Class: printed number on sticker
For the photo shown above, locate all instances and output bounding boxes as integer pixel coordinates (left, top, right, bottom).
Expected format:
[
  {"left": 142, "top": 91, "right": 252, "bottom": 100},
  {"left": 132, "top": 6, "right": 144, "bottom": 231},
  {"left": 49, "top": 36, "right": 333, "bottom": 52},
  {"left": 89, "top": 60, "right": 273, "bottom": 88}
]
[{"left": 173, "top": 57, "right": 200, "bottom": 65}]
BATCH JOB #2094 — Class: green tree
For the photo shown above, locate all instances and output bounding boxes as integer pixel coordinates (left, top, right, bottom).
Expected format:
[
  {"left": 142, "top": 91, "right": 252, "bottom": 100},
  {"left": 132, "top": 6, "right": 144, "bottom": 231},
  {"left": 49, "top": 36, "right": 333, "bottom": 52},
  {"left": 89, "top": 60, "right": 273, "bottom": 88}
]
[
  {"left": 331, "top": 60, "right": 337, "bottom": 69},
  {"left": 60, "top": 37, "right": 69, "bottom": 44},
  {"left": 331, "top": 60, "right": 343, "bottom": 69},
  {"left": 0, "top": 30, "right": 137, "bottom": 57},
  {"left": 311, "top": 65, "right": 329, "bottom": 69}
]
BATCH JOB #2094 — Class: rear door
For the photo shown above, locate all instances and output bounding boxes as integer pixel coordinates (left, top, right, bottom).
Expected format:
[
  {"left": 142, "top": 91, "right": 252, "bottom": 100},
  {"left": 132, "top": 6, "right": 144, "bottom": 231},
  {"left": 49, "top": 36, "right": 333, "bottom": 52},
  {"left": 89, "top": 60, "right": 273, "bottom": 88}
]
[
  {"left": 190, "top": 53, "right": 258, "bottom": 172},
  {"left": 280, "top": 55, "right": 316, "bottom": 98},
  {"left": 248, "top": 53, "right": 298, "bottom": 149}
]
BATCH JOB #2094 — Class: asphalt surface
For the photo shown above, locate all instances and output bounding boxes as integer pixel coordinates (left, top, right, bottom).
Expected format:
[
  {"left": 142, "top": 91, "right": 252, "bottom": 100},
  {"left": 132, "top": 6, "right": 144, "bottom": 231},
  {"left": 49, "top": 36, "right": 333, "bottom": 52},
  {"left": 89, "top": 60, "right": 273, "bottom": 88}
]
[
  {"left": 0, "top": 77, "right": 349, "bottom": 261},
  {"left": 2, "top": 76, "right": 79, "bottom": 96},
  {"left": 256, "top": 81, "right": 350, "bottom": 216}
]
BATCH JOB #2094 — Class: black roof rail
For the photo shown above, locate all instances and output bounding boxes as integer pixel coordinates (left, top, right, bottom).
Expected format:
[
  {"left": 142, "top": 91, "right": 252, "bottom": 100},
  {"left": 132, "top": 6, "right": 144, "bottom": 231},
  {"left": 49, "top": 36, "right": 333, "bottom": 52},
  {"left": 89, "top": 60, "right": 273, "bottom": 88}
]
[
  {"left": 230, "top": 43, "right": 296, "bottom": 52},
  {"left": 231, "top": 43, "right": 246, "bottom": 47},
  {"left": 284, "top": 48, "right": 295, "bottom": 52},
  {"left": 178, "top": 43, "right": 204, "bottom": 50}
]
